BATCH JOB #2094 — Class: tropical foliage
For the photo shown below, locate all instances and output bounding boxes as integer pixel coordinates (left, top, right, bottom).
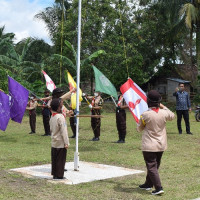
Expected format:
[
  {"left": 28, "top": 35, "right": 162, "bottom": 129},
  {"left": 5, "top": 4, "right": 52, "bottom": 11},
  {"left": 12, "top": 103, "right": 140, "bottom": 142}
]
[{"left": 0, "top": 0, "right": 199, "bottom": 96}]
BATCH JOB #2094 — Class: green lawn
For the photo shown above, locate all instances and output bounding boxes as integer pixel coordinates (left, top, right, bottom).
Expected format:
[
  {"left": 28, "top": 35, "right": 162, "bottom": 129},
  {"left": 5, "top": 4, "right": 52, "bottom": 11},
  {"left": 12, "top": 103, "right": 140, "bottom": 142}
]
[{"left": 0, "top": 111, "right": 200, "bottom": 200}]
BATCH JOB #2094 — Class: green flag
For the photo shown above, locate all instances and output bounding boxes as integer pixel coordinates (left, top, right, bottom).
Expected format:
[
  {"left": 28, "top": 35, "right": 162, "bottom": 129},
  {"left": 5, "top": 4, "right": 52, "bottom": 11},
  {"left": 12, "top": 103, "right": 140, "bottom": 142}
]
[{"left": 93, "top": 66, "right": 118, "bottom": 99}]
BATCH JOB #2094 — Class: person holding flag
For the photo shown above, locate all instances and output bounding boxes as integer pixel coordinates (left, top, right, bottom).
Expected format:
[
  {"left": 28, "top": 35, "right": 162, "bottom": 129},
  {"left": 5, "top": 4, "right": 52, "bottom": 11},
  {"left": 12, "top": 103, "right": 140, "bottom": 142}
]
[
  {"left": 116, "top": 92, "right": 128, "bottom": 143},
  {"left": 85, "top": 91, "right": 103, "bottom": 141},
  {"left": 137, "top": 90, "right": 175, "bottom": 195},
  {"left": 26, "top": 96, "right": 38, "bottom": 134},
  {"left": 41, "top": 88, "right": 76, "bottom": 118},
  {"left": 67, "top": 71, "right": 82, "bottom": 138},
  {"left": 37, "top": 90, "right": 51, "bottom": 136}
]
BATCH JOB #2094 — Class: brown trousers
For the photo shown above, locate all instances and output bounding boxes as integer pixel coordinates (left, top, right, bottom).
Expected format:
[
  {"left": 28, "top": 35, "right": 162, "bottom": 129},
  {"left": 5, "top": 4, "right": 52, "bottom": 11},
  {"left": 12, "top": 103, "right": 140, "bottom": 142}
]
[
  {"left": 91, "top": 109, "right": 101, "bottom": 138},
  {"left": 43, "top": 115, "right": 50, "bottom": 135},
  {"left": 116, "top": 109, "right": 126, "bottom": 140},
  {"left": 69, "top": 117, "right": 76, "bottom": 136},
  {"left": 51, "top": 147, "right": 67, "bottom": 178},
  {"left": 29, "top": 109, "right": 36, "bottom": 133},
  {"left": 143, "top": 151, "right": 163, "bottom": 190}
]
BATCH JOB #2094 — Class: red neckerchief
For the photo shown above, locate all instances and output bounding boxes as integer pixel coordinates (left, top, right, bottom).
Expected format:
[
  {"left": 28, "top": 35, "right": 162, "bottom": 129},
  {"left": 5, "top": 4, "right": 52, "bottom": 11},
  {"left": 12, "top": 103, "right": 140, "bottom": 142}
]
[
  {"left": 151, "top": 108, "right": 159, "bottom": 113},
  {"left": 91, "top": 97, "right": 95, "bottom": 106},
  {"left": 117, "top": 95, "right": 123, "bottom": 106},
  {"left": 52, "top": 112, "right": 59, "bottom": 117}
]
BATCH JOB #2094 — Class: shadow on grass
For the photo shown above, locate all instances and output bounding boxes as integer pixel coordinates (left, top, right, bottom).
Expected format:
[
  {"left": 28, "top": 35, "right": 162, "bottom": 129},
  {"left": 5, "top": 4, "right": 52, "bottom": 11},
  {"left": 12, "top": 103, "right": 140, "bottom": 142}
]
[
  {"left": 114, "top": 182, "right": 150, "bottom": 196},
  {"left": 0, "top": 135, "right": 17, "bottom": 143},
  {"left": 102, "top": 179, "right": 151, "bottom": 197}
]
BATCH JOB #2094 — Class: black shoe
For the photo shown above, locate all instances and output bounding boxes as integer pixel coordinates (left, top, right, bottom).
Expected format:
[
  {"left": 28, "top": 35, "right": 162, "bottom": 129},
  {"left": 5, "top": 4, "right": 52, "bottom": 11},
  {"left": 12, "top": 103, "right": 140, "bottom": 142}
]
[
  {"left": 92, "top": 137, "right": 99, "bottom": 141},
  {"left": 29, "top": 132, "right": 35, "bottom": 134},
  {"left": 70, "top": 135, "right": 76, "bottom": 138},
  {"left": 117, "top": 139, "right": 125, "bottom": 143},
  {"left": 139, "top": 184, "right": 152, "bottom": 191},
  {"left": 179, "top": 132, "right": 182, "bottom": 134},
  {"left": 64, "top": 169, "right": 67, "bottom": 171},
  {"left": 151, "top": 187, "right": 164, "bottom": 195},
  {"left": 187, "top": 132, "right": 193, "bottom": 135}
]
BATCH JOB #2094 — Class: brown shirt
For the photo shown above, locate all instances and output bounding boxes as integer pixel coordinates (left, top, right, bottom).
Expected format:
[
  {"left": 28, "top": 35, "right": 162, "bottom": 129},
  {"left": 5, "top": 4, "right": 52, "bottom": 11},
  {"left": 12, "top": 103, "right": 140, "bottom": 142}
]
[
  {"left": 50, "top": 112, "right": 70, "bottom": 148},
  {"left": 137, "top": 107, "right": 175, "bottom": 152},
  {"left": 26, "top": 100, "right": 37, "bottom": 110}
]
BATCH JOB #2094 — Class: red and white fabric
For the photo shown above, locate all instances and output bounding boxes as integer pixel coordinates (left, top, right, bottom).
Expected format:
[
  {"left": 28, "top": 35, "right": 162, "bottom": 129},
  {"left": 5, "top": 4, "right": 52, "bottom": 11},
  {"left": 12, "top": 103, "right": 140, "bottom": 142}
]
[
  {"left": 120, "top": 78, "right": 148, "bottom": 123},
  {"left": 42, "top": 70, "right": 56, "bottom": 92}
]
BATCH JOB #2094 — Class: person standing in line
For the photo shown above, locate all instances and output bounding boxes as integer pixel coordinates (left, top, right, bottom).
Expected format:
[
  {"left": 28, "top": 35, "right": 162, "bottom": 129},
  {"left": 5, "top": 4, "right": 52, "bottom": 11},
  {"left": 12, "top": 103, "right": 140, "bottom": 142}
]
[
  {"left": 50, "top": 98, "right": 69, "bottom": 179},
  {"left": 68, "top": 103, "right": 76, "bottom": 138},
  {"left": 116, "top": 93, "right": 128, "bottom": 143},
  {"left": 41, "top": 90, "right": 51, "bottom": 136},
  {"left": 26, "top": 96, "right": 37, "bottom": 134},
  {"left": 40, "top": 88, "right": 75, "bottom": 118},
  {"left": 86, "top": 92, "right": 103, "bottom": 141},
  {"left": 137, "top": 90, "right": 175, "bottom": 195},
  {"left": 173, "top": 82, "right": 192, "bottom": 135}
]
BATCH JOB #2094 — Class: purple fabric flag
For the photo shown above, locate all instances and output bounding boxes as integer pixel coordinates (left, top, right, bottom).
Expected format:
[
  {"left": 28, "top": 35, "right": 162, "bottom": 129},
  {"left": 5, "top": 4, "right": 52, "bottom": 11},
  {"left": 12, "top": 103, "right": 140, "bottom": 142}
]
[
  {"left": 0, "top": 91, "right": 10, "bottom": 131},
  {"left": 8, "top": 77, "right": 29, "bottom": 123}
]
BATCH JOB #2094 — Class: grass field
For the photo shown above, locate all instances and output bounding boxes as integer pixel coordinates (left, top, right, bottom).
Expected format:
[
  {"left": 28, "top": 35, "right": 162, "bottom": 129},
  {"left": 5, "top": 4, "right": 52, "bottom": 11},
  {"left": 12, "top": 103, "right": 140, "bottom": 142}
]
[{"left": 0, "top": 109, "right": 200, "bottom": 200}]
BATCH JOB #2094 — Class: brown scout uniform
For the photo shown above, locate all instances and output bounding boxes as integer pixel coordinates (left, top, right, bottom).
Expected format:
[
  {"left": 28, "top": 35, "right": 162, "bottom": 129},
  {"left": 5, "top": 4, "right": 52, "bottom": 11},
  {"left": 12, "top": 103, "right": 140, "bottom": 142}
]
[
  {"left": 50, "top": 112, "right": 70, "bottom": 179},
  {"left": 91, "top": 95, "right": 103, "bottom": 139},
  {"left": 26, "top": 100, "right": 37, "bottom": 133}
]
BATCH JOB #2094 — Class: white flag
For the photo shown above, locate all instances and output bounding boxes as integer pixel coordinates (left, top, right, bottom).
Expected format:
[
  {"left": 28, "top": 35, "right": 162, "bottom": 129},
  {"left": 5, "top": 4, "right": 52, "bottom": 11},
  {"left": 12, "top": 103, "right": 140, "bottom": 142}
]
[
  {"left": 42, "top": 70, "right": 56, "bottom": 92},
  {"left": 120, "top": 78, "right": 148, "bottom": 123}
]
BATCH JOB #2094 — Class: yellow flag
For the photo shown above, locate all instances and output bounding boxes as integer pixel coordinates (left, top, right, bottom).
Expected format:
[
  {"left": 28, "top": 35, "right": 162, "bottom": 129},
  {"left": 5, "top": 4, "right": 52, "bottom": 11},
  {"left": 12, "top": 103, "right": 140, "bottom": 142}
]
[{"left": 67, "top": 71, "right": 83, "bottom": 109}]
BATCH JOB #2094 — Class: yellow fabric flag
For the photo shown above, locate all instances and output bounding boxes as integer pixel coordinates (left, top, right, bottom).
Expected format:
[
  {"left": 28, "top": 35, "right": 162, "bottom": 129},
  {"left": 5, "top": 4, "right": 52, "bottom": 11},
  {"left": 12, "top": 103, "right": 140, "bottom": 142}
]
[{"left": 67, "top": 71, "right": 83, "bottom": 109}]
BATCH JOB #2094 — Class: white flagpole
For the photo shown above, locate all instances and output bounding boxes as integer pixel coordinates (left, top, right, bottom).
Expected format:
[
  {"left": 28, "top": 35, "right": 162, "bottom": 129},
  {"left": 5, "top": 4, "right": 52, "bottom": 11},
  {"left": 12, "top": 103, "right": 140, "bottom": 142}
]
[
  {"left": 74, "top": 0, "right": 82, "bottom": 171},
  {"left": 111, "top": 96, "right": 117, "bottom": 107}
]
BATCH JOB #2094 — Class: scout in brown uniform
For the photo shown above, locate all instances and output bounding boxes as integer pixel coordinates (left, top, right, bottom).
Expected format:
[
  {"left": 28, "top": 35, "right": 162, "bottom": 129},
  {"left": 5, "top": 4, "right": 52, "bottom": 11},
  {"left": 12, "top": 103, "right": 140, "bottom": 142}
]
[
  {"left": 137, "top": 90, "right": 175, "bottom": 195},
  {"left": 26, "top": 96, "right": 37, "bottom": 134},
  {"left": 116, "top": 93, "right": 128, "bottom": 143},
  {"left": 50, "top": 98, "right": 70, "bottom": 179},
  {"left": 87, "top": 92, "right": 103, "bottom": 141},
  {"left": 69, "top": 104, "right": 76, "bottom": 138},
  {"left": 41, "top": 90, "right": 51, "bottom": 136},
  {"left": 41, "top": 88, "right": 75, "bottom": 118}
]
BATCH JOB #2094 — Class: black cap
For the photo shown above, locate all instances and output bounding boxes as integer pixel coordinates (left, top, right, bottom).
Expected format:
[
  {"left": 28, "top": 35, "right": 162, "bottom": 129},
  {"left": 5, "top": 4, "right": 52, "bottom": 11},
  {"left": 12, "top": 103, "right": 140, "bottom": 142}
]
[
  {"left": 147, "top": 90, "right": 162, "bottom": 103},
  {"left": 44, "top": 90, "right": 50, "bottom": 93},
  {"left": 52, "top": 88, "right": 64, "bottom": 96},
  {"left": 147, "top": 90, "right": 161, "bottom": 103}
]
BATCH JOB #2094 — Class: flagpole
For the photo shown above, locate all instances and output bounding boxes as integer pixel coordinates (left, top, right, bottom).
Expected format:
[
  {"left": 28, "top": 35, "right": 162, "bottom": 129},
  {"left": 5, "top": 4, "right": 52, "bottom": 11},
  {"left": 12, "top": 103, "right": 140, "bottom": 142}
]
[
  {"left": 74, "top": 0, "right": 82, "bottom": 171},
  {"left": 111, "top": 96, "right": 117, "bottom": 107}
]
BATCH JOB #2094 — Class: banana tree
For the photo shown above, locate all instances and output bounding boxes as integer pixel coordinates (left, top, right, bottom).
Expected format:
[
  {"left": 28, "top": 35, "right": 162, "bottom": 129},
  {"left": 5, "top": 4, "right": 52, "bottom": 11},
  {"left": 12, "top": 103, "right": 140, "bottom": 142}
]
[
  {"left": 49, "top": 40, "right": 106, "bottom": 89},
  {"left": 0, "top": 38, "right": 42, "bottom": 81}
]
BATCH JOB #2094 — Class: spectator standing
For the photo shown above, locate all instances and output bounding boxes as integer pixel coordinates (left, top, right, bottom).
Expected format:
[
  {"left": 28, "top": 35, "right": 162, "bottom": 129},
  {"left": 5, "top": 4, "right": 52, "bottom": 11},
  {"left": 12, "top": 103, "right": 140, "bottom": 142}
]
[{"left": 173, "top": 83, "right": 192, "bottom": 134}]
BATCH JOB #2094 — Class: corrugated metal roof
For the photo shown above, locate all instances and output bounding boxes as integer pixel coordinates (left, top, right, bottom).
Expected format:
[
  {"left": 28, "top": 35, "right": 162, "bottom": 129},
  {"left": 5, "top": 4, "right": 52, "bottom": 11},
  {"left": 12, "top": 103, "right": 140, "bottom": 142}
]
[{"left": 166, "top": 78, "right": 191, "bottom": 83}]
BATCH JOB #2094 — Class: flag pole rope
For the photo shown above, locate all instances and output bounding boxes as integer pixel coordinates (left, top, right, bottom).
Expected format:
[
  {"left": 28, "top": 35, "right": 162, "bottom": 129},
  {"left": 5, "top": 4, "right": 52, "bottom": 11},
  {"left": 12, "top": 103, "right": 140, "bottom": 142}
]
[
  {"left": 118, "top": 1, "right": 129, "bottom": 78},
  {"left": 59, "top": 0, "right": 65, "bottom": 85}
]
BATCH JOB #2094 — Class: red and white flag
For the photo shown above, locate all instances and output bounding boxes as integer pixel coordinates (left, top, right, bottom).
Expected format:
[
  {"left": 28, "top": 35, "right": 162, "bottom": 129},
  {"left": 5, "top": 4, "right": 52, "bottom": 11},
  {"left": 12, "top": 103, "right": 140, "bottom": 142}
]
[
  {"left": 120, "top": 78, "right": 148, "bottom": 123},
  {"left": 42, "top": 70, "right": 56, "bottom": 92}
]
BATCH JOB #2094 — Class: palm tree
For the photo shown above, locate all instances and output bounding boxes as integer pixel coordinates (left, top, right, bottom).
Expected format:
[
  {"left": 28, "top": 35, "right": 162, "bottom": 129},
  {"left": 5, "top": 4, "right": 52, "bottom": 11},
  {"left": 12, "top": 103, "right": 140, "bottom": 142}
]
[
  {"left": 179, "top": 1, "right": 200, "bottom": 71},
  {"left": 0, "top": 26, "right": 15, "bottom": 55}
]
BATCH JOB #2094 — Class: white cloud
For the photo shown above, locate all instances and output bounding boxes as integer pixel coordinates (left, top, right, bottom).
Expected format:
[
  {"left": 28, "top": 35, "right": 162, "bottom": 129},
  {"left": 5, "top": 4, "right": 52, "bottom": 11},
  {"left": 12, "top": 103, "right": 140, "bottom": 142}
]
[{"left": 0, "top": 0, "right": 54, "bottom": 45}]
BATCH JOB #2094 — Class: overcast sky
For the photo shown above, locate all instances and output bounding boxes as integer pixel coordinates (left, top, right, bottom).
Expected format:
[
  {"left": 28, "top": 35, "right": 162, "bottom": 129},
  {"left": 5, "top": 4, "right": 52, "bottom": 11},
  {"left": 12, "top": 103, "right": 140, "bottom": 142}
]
[{"left": 0, "top": 0, "right": 55, "bottom": 45}]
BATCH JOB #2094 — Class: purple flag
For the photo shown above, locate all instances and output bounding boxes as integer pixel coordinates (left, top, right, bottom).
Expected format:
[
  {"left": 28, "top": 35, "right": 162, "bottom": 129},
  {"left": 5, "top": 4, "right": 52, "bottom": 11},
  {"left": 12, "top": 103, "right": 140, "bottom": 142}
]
[
  {"left": 8, "top": 77, "right": 29, "bottom": 123},
  {"left": 0, "top": 91, "right": 10, "bottom": 131}
]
